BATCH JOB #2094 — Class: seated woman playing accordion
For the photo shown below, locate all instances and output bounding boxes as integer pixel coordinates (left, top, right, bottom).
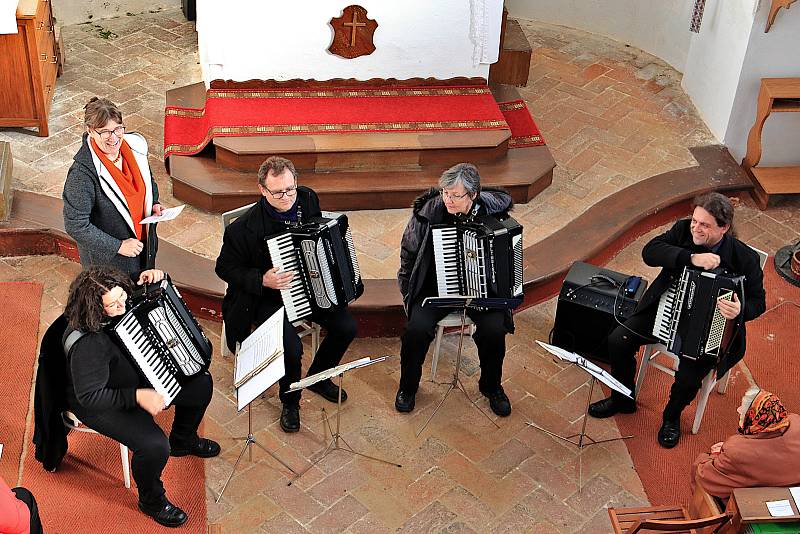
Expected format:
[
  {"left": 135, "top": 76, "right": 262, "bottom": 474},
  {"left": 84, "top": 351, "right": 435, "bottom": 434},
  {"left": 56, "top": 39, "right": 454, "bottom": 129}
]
[{"left": 63, "top": 266, "right": 219, "bottom": 528}]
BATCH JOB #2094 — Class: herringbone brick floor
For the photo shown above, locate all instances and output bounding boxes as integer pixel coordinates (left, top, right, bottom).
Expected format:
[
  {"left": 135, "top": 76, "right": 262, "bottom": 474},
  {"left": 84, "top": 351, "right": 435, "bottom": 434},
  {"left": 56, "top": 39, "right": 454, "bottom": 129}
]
[{"left": 3, "top": 8, "right": 800, "bottom": 534}]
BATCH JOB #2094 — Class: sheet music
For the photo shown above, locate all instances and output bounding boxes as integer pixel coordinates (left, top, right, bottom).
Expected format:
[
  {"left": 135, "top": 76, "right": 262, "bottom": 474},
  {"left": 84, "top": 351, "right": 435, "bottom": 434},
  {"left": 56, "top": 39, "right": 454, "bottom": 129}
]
[
  {"left": 536, "top": 341, "right": 632, "bottom": 398},
  {"left": 140, "top": 204, "right": 185, "bottom": 224},
  {"left": 234, "top": 307, "right": 285, "bottom": 410},
  {"left": 288, "top": 355, "right": 391, "bottom": 392}
]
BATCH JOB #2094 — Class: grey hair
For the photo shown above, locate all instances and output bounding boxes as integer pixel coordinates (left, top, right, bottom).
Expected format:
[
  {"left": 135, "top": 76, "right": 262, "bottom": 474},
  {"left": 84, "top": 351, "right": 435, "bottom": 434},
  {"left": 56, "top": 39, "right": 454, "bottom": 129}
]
[{"left": 439, "top": 163, "right": 481, "bottom": 195}]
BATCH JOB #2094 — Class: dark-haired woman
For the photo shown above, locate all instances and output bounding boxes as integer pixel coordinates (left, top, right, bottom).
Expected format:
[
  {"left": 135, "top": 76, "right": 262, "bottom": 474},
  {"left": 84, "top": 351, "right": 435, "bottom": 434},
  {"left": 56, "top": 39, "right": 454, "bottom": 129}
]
[
  {"left": 63, "top": 97, "right": 163, "bottom": 277},
  {"left": 64, "top": 266, "right": 219, "bottom": 528}
]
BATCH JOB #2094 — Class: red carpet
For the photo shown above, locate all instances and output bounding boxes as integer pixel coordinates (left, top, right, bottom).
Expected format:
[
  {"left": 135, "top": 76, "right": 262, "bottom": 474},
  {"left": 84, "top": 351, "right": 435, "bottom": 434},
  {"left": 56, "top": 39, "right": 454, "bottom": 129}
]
[
  {"left": 499, "top": 100, "right": 545, "bottom": 147},
  {"left": 0, "top": 282, "right": 43, "bottom": 484},
  {"left": 164, "top": 85, "right": 508, "bottom": 159},
  {"left": 21, "top": 411, "right": 207, "bottom": 533},
  {"left": 614, "top": 259, "right": 796, "bottom": 507}
]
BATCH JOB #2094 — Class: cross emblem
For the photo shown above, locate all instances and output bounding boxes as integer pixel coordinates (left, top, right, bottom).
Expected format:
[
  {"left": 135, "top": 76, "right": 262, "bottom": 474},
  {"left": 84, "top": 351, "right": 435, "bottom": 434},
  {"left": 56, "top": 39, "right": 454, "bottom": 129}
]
[
  {"left": 328, "top": 5, "right": 378, "bottom": 59},
  {"left": 343, "top": 11, "right": 367, "bottom": 47}
]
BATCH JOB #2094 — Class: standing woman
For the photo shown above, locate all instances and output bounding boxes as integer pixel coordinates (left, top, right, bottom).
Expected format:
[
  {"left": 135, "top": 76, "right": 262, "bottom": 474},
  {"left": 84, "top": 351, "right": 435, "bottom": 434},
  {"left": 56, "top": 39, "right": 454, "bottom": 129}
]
[
  {"left": 63, "top": 97, "right": 163, "bottom": 276},
  {"left": 64, "top": 265, "right": 220, "bottom": 528}
]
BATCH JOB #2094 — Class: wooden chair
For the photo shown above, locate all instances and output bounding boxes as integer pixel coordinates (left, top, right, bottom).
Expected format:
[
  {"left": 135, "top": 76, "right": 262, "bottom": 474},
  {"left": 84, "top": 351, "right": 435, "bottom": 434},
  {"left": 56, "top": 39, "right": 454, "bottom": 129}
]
[
  {"left": 608, "top": 504, "right": 732, "bottom": 533},
  {"left": 634, "top": 246, "right": 768, "bottom": 434},
  {"left": 219, "top": 203, "right": 320, "bottom": 358}
]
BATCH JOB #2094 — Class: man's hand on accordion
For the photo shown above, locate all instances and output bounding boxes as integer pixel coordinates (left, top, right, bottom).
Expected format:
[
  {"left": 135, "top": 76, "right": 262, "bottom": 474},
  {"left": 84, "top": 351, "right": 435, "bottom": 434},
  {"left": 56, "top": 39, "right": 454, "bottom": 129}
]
[
  {"left": 717, "top": 292, "right": 741, "bottom": 320},
  {"left": 136, "top": 388, "right": 167, "bottom": 416},
  {"left": 690, "top": 252, "right": 721, "bottom": 270},
  {"left": 263, "top": 267, "right": 295, "bottom": 290}
]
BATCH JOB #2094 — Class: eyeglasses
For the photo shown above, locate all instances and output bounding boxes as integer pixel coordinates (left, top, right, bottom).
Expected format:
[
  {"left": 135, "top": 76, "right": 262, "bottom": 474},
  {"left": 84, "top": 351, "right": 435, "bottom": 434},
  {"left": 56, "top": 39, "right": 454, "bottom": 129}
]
[
  {"left": 265, "top": 185, "right": 298, "bottom": 200},
  {"left": 103, "top": 290, "right": 127, "bottom": 310},
  {"left": 94, "top": 125, "right": 125, "bottom": 140},
  {"left": 441, "top": 189, "right": 471, "bottom": 201}
]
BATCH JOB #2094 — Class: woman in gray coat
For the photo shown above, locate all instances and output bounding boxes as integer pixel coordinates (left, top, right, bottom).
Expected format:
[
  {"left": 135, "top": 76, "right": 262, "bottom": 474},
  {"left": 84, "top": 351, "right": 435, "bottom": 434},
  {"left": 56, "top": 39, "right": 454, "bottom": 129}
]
[{"left": 63, "top": 97, "right": 163, "bottom": 276}]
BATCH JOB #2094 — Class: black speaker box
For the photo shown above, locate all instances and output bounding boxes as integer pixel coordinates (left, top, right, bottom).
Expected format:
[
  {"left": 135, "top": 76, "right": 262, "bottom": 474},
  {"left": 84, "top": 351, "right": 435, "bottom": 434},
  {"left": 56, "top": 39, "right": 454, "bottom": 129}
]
[{"left": 551, "top": 262, "right": 648, "bottom": 362}]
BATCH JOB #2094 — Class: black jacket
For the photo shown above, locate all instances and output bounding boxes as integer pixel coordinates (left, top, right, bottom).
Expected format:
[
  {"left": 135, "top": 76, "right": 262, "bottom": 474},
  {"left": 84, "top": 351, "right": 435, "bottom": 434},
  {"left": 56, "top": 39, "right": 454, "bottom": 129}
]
[
  {"left": 33, "top": 315, "right": 70, "bottom": 472},
  {"left": 215, "top": 188, "right": 322, "bottom": 352},
  {"left": 637, "top": 219, "right": 766, "bottom": 376},
  {"left": 64, "top": 326, "right": 141, "bottom": 414},
  {"left": 397, "top": 186, "right": 516, "bottom": 332}
]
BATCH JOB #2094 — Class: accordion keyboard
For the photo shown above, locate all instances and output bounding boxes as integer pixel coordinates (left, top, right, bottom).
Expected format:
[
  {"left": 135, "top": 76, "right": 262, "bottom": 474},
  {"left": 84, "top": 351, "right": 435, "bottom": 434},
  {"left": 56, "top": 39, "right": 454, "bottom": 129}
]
[
  {"left": 115, "top": 312, "right": 181, "bottom": 404},
  {"left": 268, "top": 233, "right": 312, "bottom": 322},
  {"left": 433, "top": 226, "right": 461, "bottom": 296}
]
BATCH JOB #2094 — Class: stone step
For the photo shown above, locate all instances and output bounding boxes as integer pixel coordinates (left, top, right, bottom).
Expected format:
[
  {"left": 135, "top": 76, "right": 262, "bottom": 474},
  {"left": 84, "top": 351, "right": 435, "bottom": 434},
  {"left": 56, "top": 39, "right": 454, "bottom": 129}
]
[
  {"left": 213, "top": 129, "right": 511, "bottom": 172},
  {"left": 170, "top": 145, "right": 556, "bottom": 213}
]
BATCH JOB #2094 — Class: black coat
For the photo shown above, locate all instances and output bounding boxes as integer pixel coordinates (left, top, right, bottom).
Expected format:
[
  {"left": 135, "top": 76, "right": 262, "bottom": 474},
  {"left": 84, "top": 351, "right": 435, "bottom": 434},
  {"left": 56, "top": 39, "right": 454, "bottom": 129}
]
[
  {"left": 397, "top": 186, "right": 516, "bottom": 332},
  {"left": 32, "top": 315, "right": 70, "bottom": 472},
  {"left": 636, "top": 219, "right": 766, "bottom": 377},
  {"left": 215, "top": 188, "right": 322, "bottom": 352}
]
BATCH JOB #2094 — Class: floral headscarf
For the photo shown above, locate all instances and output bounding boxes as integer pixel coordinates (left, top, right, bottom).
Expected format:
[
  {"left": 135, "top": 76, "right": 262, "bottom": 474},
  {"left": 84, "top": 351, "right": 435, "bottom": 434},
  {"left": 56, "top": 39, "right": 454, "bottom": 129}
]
[{"left": 738, "top": 390, "right": 790, "bottom": 435}]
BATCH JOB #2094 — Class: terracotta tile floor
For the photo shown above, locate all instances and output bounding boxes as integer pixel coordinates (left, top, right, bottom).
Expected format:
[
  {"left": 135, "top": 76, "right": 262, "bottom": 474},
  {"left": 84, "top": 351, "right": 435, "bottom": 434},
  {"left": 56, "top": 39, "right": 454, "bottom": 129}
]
[{"left": 4, "top": 8, "right": 800, "bottom": 533}]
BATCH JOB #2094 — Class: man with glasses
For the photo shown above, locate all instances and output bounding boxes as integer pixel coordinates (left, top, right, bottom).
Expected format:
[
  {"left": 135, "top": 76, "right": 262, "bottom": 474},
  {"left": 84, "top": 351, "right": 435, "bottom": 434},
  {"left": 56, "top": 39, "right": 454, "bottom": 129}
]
[
  {"left": 395, "top": 163, "right": 515, "bottom": 417},
  {"left": 587, "top": 192, "right": 766, "bottom": 449},
  {"left": 215, "top": 156, "right": 357, "bottom": 433}
]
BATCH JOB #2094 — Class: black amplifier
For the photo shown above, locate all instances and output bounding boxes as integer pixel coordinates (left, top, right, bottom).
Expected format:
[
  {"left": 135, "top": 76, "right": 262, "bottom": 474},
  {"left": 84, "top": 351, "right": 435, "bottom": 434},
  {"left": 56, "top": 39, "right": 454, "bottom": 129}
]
[{"left": 551, "top": 261, "right": 648, "bottom": 362}]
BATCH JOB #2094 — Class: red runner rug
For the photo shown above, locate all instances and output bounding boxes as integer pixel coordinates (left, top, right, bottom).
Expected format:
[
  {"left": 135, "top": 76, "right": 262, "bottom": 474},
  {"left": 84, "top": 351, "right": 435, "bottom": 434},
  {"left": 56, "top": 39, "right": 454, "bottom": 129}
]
[
  {"left": 499, "top": 100, "right": 545, "bottom": 148},
  {"left": 164, "top": 85, "right": 508, "bottom": 159},
  {"left": 21, "top": 410, "right": 207, "bottom": 533},
  {"left": 0, "top": 282, "right": 43, "bottom": 484},
  {"left": 613, "top": 259, "right": 797, "bottom": 507}
]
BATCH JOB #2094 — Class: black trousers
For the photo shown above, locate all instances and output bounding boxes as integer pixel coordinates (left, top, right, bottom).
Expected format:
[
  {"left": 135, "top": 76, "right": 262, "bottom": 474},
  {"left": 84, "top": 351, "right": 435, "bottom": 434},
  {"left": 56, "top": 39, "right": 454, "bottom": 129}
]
[
  {"left": 12, "top": 487, "right": 42, "bottom": 534},
  {"left": 399, "top": 300, "right": 506, "bottom": 395},
  {"left": 71, "top": 372, "right": 213, "bottom": 506},
  {"left": 254, "top": 301, "right": 358, "bottom": 406},
  {"left": 607, "top": 308, "right": 716, "bottom": 422}
]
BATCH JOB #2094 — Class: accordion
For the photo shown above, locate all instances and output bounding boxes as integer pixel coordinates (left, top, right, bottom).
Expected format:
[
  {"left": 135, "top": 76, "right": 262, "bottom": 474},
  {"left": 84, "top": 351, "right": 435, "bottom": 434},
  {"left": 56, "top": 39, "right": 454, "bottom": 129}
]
[
  {"left": 112, "top": 277, "right": 212, "bottom": 404},
  {"left": 652, "top": 267, "right": 744, "bottom": 361},
  {"left": 431, "top": 214, "right": 523, "bottom": 301},
  {"left": 265, "top": 211, "right": 364, "bottom": 323}
]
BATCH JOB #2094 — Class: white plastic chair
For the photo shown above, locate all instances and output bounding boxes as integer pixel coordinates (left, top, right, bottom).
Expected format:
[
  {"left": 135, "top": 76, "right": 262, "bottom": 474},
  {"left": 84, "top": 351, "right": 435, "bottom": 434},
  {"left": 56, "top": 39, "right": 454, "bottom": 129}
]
[
  {"left": 63, "top": 411, "right": 131, "bottom": 488},
  {"left": 219, "top": 203, "right": 320, "bottom": 358},
  {"left": 634, "top": 245, "right": 768, "bottom": 434},
  {"left": 430, "top": 312, "right": 475, "bottom": 379}
]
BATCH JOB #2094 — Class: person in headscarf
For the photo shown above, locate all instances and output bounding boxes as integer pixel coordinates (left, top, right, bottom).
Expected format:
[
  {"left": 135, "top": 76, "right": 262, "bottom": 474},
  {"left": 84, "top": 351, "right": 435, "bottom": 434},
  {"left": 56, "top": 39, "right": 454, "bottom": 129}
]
[{"left": 692, "top": 386, "right": 800, "bottom": 499}]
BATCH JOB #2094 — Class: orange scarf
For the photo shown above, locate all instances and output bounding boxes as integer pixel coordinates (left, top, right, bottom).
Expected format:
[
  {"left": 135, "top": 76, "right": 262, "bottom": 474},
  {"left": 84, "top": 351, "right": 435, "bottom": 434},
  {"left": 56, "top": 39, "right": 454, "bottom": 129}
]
[
  {"left": 738, "top": 390, "right": 791, "bottom": 435},
  {"left": 92, "top": 138, "right": 147, "bottom": 240}
]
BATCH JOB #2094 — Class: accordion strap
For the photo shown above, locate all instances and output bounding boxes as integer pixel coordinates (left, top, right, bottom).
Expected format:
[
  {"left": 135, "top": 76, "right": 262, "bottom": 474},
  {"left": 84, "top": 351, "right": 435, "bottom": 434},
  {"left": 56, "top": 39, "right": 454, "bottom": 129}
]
[{"left": 63, "top": 329, "right": 87, "bottom": 358}]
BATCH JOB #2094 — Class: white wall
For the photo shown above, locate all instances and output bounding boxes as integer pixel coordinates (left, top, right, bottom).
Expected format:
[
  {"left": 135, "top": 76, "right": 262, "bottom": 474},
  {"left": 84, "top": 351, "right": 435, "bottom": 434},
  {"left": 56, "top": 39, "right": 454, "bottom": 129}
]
[
  {"left": 196, "top": 0, "right": 504, "bottom": 85},
  {"left": 681, "top": 0, "right": 757, "bottom": 143},
  {"left": 506, "top": 0, "right": 692, "bottom": 72},
  {"left": 52, "top": 0, "right": 181, "bottom": 26},
  {"left": 724, "top": 5, "right": 800, "bottom": 165}
]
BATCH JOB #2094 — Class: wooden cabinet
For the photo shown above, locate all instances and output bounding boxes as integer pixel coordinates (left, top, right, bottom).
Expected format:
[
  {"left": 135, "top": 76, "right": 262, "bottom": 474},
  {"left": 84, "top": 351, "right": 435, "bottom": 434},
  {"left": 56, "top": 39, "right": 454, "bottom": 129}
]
[
  {"left": 0, "top": 0, "right": 63, "bottom": 137},
  {"left": 741, "top": 78, "right": 800, "bottom": 210}
]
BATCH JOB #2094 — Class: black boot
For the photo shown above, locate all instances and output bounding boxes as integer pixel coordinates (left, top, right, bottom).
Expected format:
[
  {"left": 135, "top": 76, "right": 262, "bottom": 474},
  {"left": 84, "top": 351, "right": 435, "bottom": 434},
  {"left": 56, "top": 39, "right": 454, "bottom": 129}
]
[
  {"left": 588, "top": 395, "right": 636, "bottom": 418},
  {"left": 138, "top": 498, "right": 188, "bottom": 528},
  {"left": 280, "top": 403, "right": 300, "bottom": 433}
]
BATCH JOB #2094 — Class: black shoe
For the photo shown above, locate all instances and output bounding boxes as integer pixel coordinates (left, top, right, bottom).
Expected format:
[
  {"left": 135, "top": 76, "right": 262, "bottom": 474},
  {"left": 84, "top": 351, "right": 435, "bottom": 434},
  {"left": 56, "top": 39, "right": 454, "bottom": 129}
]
[
  {"left": 588, "top": 396, "right": 637, "bottom": 419},
  {"left": 483, "top": 388, "right": 512, "bottom": 417},
  {"left": 658, "top": 419, "right": 681, "bottom": 448},
  {"left": 395, "top": 389, "right": 415, "bottom": 413},
  {"left": 307, "top": 378, "right": 348, "bottom": 403},
  {"left": 280, "top": 404, "right": 300, "bottom": 433},
  {"left": 138, "top": 498, "right": 188, "bottom": 528},
  {"left": 170, "top": 437, "right": 221, "bottom": 458}
]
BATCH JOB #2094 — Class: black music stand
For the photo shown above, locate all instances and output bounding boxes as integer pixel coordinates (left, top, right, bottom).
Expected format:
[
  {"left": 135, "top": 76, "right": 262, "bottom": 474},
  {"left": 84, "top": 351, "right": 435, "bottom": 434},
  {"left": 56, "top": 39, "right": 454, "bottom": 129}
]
[
  {"left": 287, "top": 356, "right": 401, "bottom": 485},
  {"left": 530, "top": 341, "right": 634, "bottom": 489},
  {"left": 416, "top": 296, "right": 520, "bottom": 437}
]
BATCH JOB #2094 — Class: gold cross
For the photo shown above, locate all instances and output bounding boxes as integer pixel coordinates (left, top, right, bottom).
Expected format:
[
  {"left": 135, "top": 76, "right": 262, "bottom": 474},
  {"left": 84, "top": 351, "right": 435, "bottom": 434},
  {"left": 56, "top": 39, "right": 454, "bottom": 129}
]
[{"left": 343, "top": 11, "right": 367, "bottom": 47}]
